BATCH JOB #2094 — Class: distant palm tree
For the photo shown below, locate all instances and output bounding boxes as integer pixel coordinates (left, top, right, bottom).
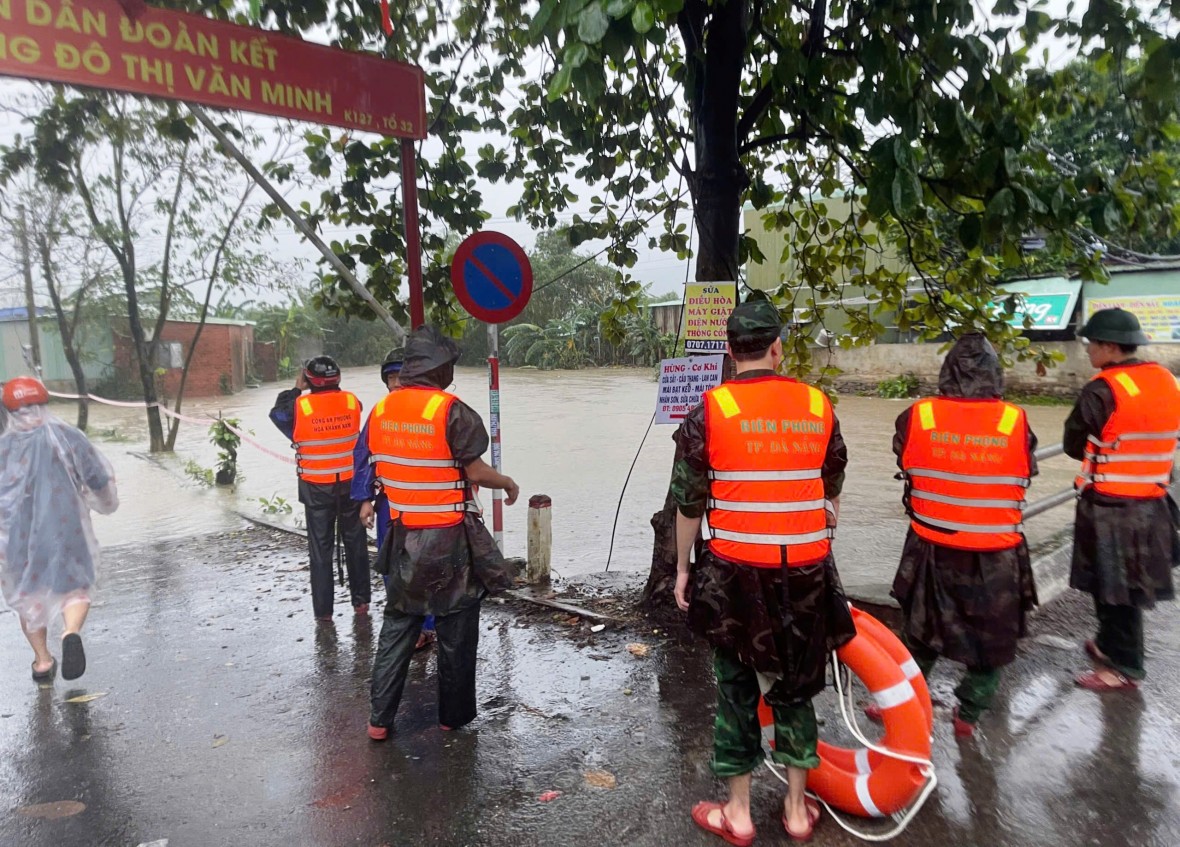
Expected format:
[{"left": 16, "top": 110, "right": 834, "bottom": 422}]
[{"left": 502, "top": 319, "right": 594, "bottom": 369}]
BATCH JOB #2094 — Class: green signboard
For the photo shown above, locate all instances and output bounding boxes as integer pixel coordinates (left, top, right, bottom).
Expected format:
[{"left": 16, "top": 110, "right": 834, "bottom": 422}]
[
  {"left": 1005, "top": 293, "right": 1076, "bottom": 329},
  {"left": 994, "top": 279, "right": 1081, "bottom": 330}
]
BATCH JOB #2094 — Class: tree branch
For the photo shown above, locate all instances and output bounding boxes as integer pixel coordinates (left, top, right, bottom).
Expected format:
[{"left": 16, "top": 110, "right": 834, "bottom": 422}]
[
  {"left": 427, "top": 0, "right": 492, "bottom": 136},
  {"left": 740, "top": 128, "right": 819, "bottom": 154},
  {"left": 153, "top": 141, "right": 191, "bottom": 351}
]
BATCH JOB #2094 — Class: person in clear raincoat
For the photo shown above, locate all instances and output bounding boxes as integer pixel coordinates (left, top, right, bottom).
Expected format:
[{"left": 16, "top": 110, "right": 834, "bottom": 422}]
[{"left": 0, "top": 377, "right": 118, "bottom": 683}]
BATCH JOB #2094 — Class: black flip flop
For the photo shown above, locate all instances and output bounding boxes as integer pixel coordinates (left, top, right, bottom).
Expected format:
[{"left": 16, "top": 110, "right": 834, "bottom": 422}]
[
  {"left": 31, "top": 658, "right": 57, "bottom": 685},
  {"left": 61, "top": 634, "right": 86, "bottom": 681}
]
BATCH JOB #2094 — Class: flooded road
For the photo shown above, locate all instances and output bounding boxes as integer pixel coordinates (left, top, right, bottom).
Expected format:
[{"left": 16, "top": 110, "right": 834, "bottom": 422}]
[
  {"left": 72, "top": 368, "right": 1075, "bottom": 587},
  {"left": 1, "top": 527, "right": 1177, "bottom": 847}
]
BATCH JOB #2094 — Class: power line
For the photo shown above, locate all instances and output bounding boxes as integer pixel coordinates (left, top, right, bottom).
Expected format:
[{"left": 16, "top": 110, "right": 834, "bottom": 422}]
[
  {"left": 604, "top": 181, "right": 695, "bottom": 572},
  {"left": 442, "top": 188, "right": 692, "bottom": 332}
]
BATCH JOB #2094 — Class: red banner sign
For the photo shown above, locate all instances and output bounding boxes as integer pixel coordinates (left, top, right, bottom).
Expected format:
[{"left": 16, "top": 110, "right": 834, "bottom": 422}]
[{"left": 0, "top": 0, "right": 427, "bottom": 138}]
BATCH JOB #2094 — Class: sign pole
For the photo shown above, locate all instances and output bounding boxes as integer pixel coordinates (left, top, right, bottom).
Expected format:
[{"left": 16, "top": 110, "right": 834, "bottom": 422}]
[
  {"left": 450, "top": 229, "right": 533, "bottom": 555},
  {"left": 401, "top": 138, "right": 426, "bottom": 329},
  {"left": 487, "top": 321, "right": 504, "bottom": 552}
]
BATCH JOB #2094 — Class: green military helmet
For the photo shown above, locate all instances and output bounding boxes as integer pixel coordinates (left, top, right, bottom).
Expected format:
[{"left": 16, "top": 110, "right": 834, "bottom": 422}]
[
  {"left": 727, "top": 292, "right": 783, "bottom": 355},
  {"left": 380, "top": 346, "right": 405, "bottom": 383},
  {"left": 1078, "top": 308, "right": 1150, "bottom": 346}
]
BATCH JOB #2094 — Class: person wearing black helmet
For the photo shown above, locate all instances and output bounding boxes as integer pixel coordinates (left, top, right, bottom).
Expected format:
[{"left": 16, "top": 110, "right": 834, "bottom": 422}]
[
  {"left": 1065, "top": 308, "right": 1180, "bottom": 692},
  {"left": 379, "top": 346, "right": 404, "bottom": 390},
  {"left": 270, "top": 355, "right": 371, "bottom": 623}
]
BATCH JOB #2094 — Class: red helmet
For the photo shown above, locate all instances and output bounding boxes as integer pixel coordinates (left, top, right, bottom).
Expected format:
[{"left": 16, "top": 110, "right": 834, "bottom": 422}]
[{"left": 3, "top": 376, "right": 49, "bottom": 411}]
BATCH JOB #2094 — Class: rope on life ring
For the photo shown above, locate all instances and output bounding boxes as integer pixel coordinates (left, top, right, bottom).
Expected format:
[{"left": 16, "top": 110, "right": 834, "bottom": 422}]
[{"left": 758, "top": 606, "right": 937, "bottom": 841}]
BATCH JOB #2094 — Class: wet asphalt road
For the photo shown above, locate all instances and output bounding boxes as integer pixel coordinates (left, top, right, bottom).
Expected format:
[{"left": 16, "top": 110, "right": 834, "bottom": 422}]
[{"left": 0, "top": 527, "right": 1178, "bottom": 847}]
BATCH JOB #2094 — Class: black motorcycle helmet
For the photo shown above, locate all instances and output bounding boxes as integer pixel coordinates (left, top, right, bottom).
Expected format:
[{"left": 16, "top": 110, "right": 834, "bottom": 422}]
[
  {"left": 380, "top": 347, "right": 404, "bottom": 384},
  {"left": 302, "top": 355, "right": 342, "bottom": 390}
]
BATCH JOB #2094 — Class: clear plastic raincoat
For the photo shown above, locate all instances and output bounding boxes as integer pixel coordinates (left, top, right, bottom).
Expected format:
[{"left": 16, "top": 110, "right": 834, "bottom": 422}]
[{"left": 0, "top": 405, "right": 118, "bottom": 630}]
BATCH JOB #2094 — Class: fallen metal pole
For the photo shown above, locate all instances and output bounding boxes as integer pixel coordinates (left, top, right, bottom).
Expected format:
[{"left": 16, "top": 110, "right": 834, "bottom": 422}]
[
  {"left": 1024, "top": 488, "right": 1076, "bottom": 519},
  {"left": 1033, "top": 443, "right": 1066, "bottom": 462},
  {"left": 187, "top": 103, "right": 404, "bottom": 340}
]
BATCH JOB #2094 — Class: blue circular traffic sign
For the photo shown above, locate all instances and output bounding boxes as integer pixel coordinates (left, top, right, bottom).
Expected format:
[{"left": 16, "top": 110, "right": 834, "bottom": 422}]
[{"left": 451, "top": 231, "right": 534, "bottom": 324}]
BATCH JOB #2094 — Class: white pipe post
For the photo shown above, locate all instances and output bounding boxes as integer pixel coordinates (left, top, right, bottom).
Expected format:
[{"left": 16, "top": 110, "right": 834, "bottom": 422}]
[{"left": 527, "top": 494, "right": 552, "bottom": 584}]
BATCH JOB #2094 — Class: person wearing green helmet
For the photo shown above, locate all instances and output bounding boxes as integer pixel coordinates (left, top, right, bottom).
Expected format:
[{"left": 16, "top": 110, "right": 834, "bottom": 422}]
[
  {"left": 672, "top": 295, "right": 855, "bottom": 844},
  {"left": 1064, "top": 308, "right": 1180, "bottom": 692}
]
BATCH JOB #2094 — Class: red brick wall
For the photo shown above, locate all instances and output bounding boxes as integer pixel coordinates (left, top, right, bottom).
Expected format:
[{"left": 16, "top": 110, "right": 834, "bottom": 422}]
[{"left": 113, "top": 321, "right": 254, "bottom": 398}]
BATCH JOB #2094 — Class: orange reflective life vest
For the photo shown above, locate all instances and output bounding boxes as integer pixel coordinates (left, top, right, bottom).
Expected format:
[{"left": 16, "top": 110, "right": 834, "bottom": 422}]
[
  {"left": 367, "top": 386, "right": 476, "bottom": 529},
  {"left": 704, "top": 376, "right": 833, "bottom": 568},
  {"left": 1076, "top": 362, "right": 1180, "bottom": 499},
  {"left": 292, "top": 390, "right": 362, "bottom": 484},
  {"left": 900, "top": 397, "right": 1031, "bottom": 551}
]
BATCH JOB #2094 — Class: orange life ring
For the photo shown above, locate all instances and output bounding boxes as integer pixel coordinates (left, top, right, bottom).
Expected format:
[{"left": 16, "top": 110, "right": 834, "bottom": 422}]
[
  {"left": 849, "top": 607, "right": 934, "bottom": 732},
  {"left": 758, "top": 608, "right": 932, "bottom": 818}
]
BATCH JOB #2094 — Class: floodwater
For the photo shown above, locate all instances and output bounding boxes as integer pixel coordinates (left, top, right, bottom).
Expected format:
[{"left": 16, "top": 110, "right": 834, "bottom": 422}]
[{"left": 71, "top": 368, "right": 1075, "bottom": 584}]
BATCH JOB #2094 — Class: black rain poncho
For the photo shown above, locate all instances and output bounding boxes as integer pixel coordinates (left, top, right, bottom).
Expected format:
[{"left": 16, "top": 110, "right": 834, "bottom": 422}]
[
  {"left": 673, "top": 370, "right": 856, "bottom": 699},
  {"left": 371, "top": 327, "right": 512, "bottom": 615},
  {"left": 1063, "top": 359, "right": 1179, "bottom": 607},
  {"left": 890, "top": 334, "right": 1039, "bottom": 668}
]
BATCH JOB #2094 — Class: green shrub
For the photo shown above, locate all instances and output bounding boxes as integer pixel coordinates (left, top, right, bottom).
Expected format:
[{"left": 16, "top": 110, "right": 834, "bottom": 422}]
[
  {"left": 877, "top": 373, "right": 920, "bottom": 399},
  {"left": 184, "top": 460, "right": 214, "bottom": 487}
]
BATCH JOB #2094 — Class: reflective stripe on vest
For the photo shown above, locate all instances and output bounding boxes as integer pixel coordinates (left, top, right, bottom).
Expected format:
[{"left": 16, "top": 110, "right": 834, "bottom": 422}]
[
  {"left": 369, "top": 453, "right": 461, "bottom": 468},
  {"left": 292, "top": 390, "right": 361, "bottom": 484},
  {"left": 1076, "top": 363, "right": 1180, "bottom": 499},
  {"left": 377, "top": 476, "right": 466, "bottom": 491},
  {"left": 367, "top": 387, "right": 468, "bottom": 528},
  {"left": 704, "top": 377, "right": 833, "bottom": 568},
  {"left": 901, "top": 397, "right": 1031, "bottom": 551}
]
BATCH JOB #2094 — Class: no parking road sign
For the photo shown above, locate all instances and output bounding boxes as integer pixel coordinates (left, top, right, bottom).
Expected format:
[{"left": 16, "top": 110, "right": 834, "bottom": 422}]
[{"left": 451, "top": 232, "right": 534, "bottom": 323}]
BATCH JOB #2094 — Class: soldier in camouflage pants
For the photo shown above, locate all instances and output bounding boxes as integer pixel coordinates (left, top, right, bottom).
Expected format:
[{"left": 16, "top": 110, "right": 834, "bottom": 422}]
[{"left": 673, "top": 296, "right": 856, "bottom": 843}]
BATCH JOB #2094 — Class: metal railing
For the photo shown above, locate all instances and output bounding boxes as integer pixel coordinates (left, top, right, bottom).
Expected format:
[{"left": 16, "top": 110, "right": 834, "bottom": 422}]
[
  {"left": 1024, "top": 442, "right": 1178, "bottom": 520},
  {"left": 1024, "top": 443, "right": 1074, "bottom": 520}
]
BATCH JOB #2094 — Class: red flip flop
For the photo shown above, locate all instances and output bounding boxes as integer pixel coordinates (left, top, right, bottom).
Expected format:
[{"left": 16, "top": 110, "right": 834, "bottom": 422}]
[
  {"left": 690, "top": 802, "right": 755, "bottom": 847},
  {"left": 415, "top": 630, "right": 437, "bottom": 651},
  {"left": 782, "top": 797, "right": 821, "bottom": 842},
  {"left": 1075, "top": 669, "right": 1138, "bottom": 692}
]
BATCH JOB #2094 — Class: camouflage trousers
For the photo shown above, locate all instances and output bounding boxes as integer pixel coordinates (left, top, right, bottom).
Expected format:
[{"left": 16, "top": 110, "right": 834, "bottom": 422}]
[
  {"left": 712, "top": 649, "right": 819, "bottom": 777},
  {"left": 905, "top": 633, "right": 999, "bottom": 724}
]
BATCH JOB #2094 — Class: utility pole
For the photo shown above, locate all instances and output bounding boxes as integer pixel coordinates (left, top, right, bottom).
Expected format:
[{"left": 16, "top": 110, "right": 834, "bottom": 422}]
[
  {"left": 186, "top": 104, "right": 408, "bottom": 340},
  {"left": 16, "top": 204, "right": 42, "bottom": 376}
]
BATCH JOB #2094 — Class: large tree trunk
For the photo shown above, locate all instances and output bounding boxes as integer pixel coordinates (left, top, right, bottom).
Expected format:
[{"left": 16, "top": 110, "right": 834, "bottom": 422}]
[
  {"left": 643, "top": 0, "right": 747, "bottom": 609},
  {"left": 38, "top": 235, "right": 89, "bottom": 431},
  {"left": 123, "top": 270, "right": 166, "bottom": 452}
]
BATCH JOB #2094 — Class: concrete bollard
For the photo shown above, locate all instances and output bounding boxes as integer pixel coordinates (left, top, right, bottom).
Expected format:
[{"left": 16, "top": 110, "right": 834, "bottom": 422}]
[{"left": 527, "top": 494, "right": 552, "bottom": 584}]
